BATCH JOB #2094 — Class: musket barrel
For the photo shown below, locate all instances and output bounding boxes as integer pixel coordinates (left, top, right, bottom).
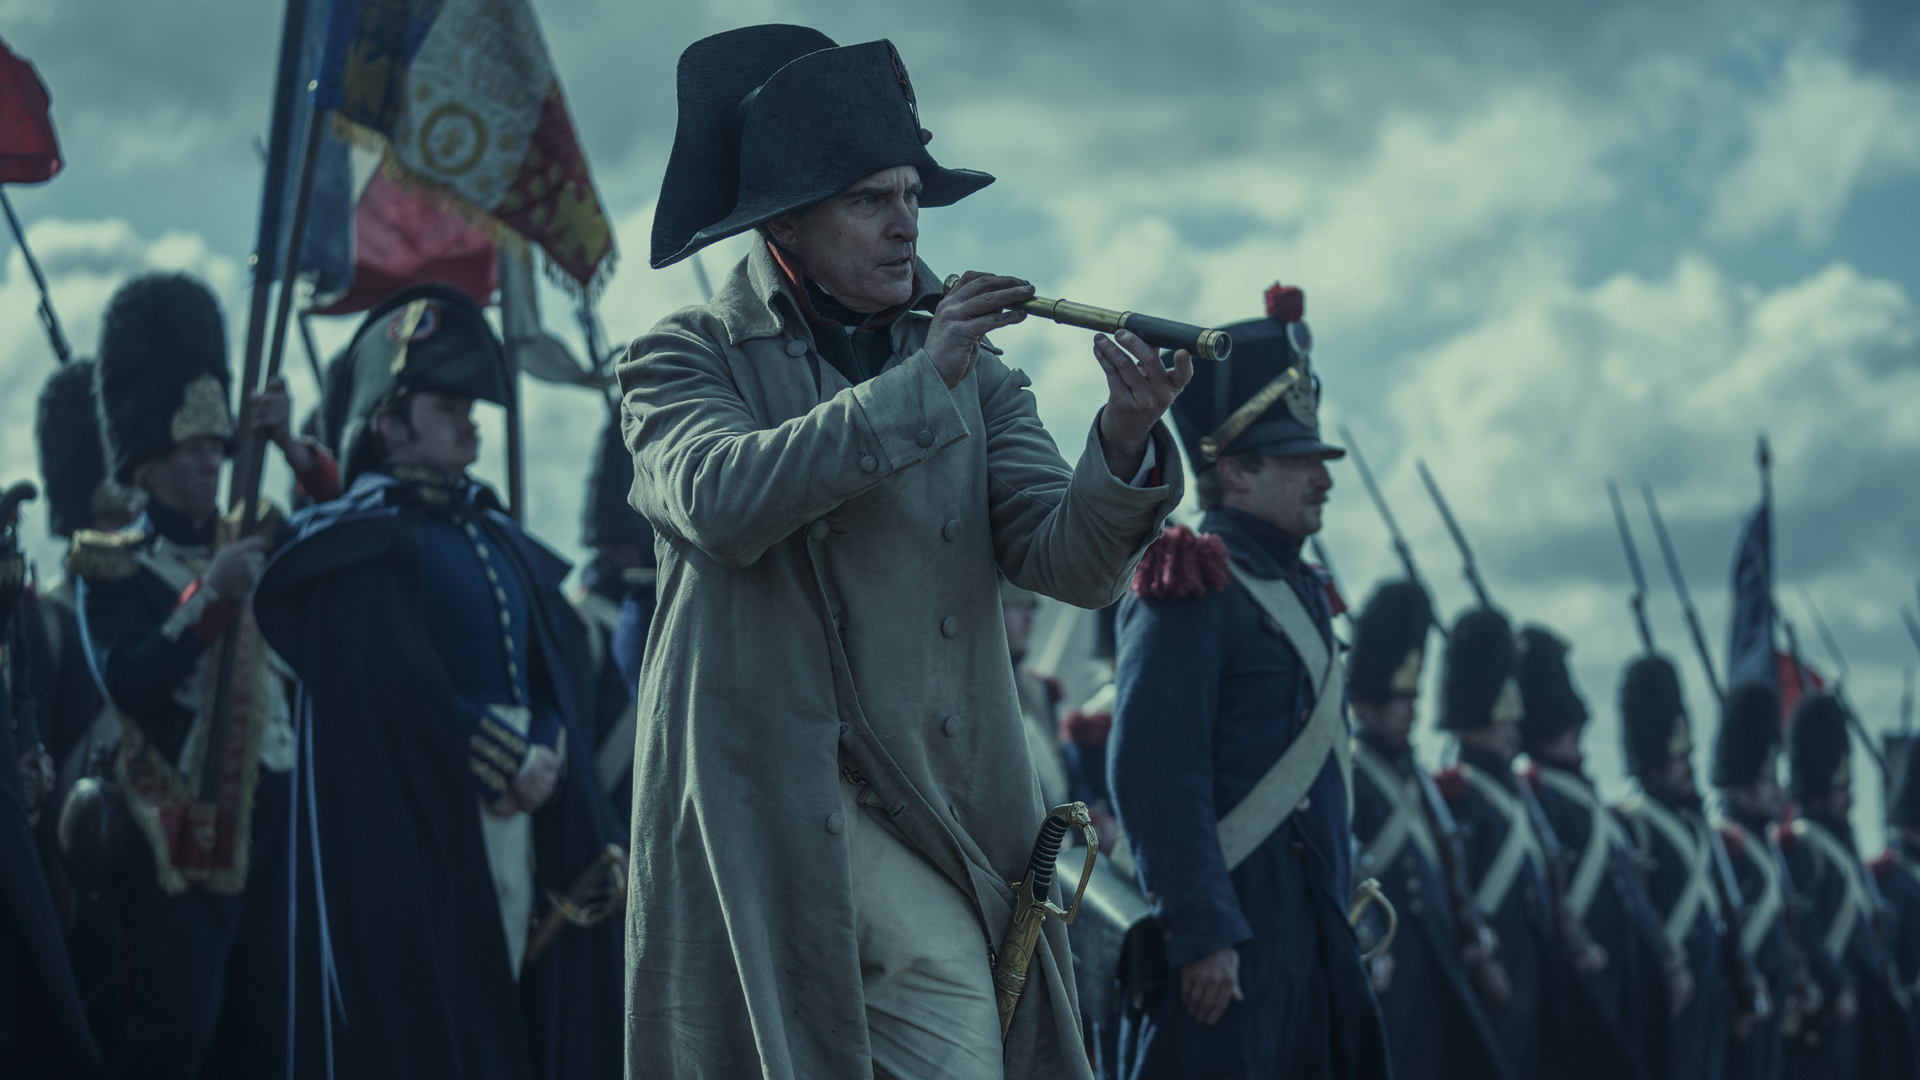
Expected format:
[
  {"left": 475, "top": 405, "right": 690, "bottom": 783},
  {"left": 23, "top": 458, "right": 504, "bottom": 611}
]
[{"left": 942, "top": 275, "right": 1232, "bottom": 361}]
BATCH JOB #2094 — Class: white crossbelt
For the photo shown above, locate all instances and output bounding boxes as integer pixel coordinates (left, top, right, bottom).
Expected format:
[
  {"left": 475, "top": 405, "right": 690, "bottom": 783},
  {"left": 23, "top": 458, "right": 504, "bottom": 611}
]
[
  {"left": 1355, "top": 742, "right": 1439, "bottom": 876},
  {"left": 1462, "top": 764, "right": 1547, "bottom": 917},
  {"left": 1792, "top": 818, "right": 1875, "bottom": 962},
  {"left": 1535, "top": 768, "right": 1631, "bottom": 922},
  {"left": 1716, "top": 819, "right": 1786, "bottom": 959},
  {"left": 1215, "top": 563, "right": 1350, "bottom": 871},
  {"left": 1630, "top": 798, "right": 1720, "bottom": 949}
]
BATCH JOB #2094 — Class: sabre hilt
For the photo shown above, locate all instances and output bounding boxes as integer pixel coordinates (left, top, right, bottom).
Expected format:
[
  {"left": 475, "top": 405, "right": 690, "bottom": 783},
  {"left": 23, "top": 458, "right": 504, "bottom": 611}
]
[
  {"left": 941, "top": 274, "right": 1232, "bottom": 361},
  {"left": 994, "top": 802, "right": 1098, "bottom": 1041}
]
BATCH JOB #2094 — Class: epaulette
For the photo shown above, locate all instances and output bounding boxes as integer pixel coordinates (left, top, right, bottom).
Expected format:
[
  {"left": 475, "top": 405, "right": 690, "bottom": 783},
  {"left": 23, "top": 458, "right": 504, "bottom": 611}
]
[
  {"left": 1773, "top": 820, "right": 1797, "bottom": 850},
  {"left": 1720, "top": 823, "right": 1747, "bottom": 860},
  {"left": 1870, "top": 850, "right": 1896, "bottom": 875},
  {"left": 1132, "top": 524, "right": 1230, "bottom": 599},
  {"left": 66, "top": 528, "right": 144, "bottom": 582},
  {"left": 1519, "top": 762, "right": 1541, "bottom": 789},
  {"left": 1434, "top": 765, "right": 1468, "bottom": 801}
]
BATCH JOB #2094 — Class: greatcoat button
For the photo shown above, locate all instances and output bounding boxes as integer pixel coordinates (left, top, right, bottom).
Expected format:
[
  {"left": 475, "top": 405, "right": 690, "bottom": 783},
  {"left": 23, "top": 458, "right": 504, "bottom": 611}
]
[
  {"left": 826, "top": 812, "right": 845, "bottom": 834},
  {"left": 943, "top": 716, "right": 960, "bottom": 736},
  {"left": 1296, "top": 796, "right": 1311, "bottom": 812},
  {"left": 1288, "top": 841, "right": 1307, "bottom": 857},
  {"left": 809, "top": 520, "right": 830, "bottom": 540},
  {"left": 916, "top": 429, "right": 934, "bottom": 448},
  {"left": 860, "top": 455, "right": 877, "bottom": 473},
  {"left": 786, "top": 339, "right": 808, "bottom": 357},
  {"left": 940, "top": 616, "right": 959, "bottom": 638},
  {"left": 942, "top": 520, "right": 959, "bottom": 541}
]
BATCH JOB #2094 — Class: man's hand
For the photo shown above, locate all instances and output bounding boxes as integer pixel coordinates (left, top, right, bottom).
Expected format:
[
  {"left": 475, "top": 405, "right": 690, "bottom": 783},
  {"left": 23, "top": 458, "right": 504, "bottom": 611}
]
[
  {"left": 1667, "top": 960, "right": 1695, "bottom": 1017},
  {"left": 1095, "top": 330, "right": 1192, "bottom": 480},
  {"left": 1369, "top": 953, "right": 1395, "bottom": 994},
  {"left": 1834, "top": 987, "right": 1858, "bottom": 1025},
  {"left": 249, "top": 375, "right": 316, "bottom": 473},
  {"left": 924, "top": 272, "right": 1032, "bottom": 389},
  {"left": 1462, "top": 940, "right": 1513, "bottom": 1009},
  {"left": 1179, "top": 945, "right": 1243, "bottom": 1026},
  {"left": 490, "top": 745, "right": 561, "bottom": 816},
  {"left": 205, "top": 536, "right": 269, "bottom": 603}
]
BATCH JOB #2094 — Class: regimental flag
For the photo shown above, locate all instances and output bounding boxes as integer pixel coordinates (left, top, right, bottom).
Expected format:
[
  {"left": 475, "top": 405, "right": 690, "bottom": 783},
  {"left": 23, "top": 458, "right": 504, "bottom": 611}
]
[
  {"left": 311, "top": 157, "right": 498, "bottom": 315},
  {"left": 1727, "top": 493, "right": 1775, "bottom": 693},
  {"left": 0, "top": 37, "right": 60, "bottom": 184},
  {"left": 316, "top": 0, "right": 615, "bottom": 296}
]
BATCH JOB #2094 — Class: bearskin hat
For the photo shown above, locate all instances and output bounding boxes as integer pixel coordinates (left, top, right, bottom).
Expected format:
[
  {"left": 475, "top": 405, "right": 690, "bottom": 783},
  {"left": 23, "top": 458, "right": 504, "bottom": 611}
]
[
  {"left": 94, "top": 273, "right": 232, "bottom": 484},
  {"left": 1712, "top": 680, "right": 1782, "bottom": 788},
  {"left": 1440, "top": 607, "right": 1519, "bottom": 732},
  {"left": 1517, "top": 626, "right": 1589, "bottom": 748},
  {"left": 581, "top": 404, "right": 654, "bottom": 554},
  {"left": 1788, "top": 692, "right": 1853, "bottom": 802},
  {"left": 1621, "top": 654, "right": 1690, "bottom": 777},
  {"left": 1348, "top": 579, "right": 1433, "bottom": 704},
  {"left": 35, "top": 360, "right": 117, "bottom": 537}
]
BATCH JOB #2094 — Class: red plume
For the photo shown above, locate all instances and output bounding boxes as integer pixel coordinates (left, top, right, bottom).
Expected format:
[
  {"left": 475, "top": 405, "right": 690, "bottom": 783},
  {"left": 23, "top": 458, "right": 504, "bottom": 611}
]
[{"left": 1265, "top": 283, "right": 1304, "bottom": 323}]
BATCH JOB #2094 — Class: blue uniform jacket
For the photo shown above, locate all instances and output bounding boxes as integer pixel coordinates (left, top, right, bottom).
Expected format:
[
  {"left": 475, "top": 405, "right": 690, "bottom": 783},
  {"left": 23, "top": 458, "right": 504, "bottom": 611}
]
[
  {"left": 1722, "top": 814, "right": 1794, "bottom": 1080},
  {"left": 1620, "top": 791, "right": 1728, "bottom": 1080},
  {"left": 1876, "top": 844, "right": 1920, "bottom": 1002},
  {"left": 1109, "top": 508, "right": 1387, "bottom": 1080}
]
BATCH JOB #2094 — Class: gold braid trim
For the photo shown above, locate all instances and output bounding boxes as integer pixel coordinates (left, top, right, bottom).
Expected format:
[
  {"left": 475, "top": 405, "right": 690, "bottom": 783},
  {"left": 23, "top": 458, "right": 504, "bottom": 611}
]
[
  {"left": 1199, "top": 367, "right": 1301, "bottom": 462},
  {"left": 67, "top": 529, "right": 143, "bottom": 582}
]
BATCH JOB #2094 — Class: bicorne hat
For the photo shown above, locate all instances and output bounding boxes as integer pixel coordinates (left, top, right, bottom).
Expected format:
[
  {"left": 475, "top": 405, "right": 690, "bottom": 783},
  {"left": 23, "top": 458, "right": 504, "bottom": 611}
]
[
  {"left": 1440, "top": 607, "right": 1520, "bottom": 732},
  {"left": 582, "top": 404, "right": 655, "bottom": 556},
  {"left": 650, "top": 26, "right": 994, "bottom": 268},
  {"left": 333, "top": 283, "right": 510, "bottom": 482},
  {"left": 94, "top": 274, "right": 233, "bottom": 484},
  {"left": 1169, "top": 284, "right": 1343, "bottom": 473},
  {"left": 1348, "top": 579, "right": 1433, "bottom": 704},
  {"left": 1621, "top": 654, "right": 1691, "bottom": 777},
  {"left": 1788, "top": 692, "right": 1852, "bottom": 802},
  {"left": 36, "top": 360, "right": 123, "bottom": 537},
  {"left": 1712, "top": 680, "right": 1782, "bottom": 788},
  {"left": 1517, "top": 626, "right": 1588, "bottom": 748}
]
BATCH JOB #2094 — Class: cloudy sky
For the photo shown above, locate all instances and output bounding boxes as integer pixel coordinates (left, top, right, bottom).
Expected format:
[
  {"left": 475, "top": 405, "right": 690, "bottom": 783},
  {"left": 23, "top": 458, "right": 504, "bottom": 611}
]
[{"left": 1, "top": 0, "right": 1916, "bottom": 839}]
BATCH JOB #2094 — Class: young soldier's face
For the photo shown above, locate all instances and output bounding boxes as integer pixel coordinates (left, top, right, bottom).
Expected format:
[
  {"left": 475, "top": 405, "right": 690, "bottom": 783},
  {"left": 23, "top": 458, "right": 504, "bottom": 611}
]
[
  {"left": 766, "top": 165, "right": 922, "bottom": 313},
  {"left": 141, "top": 436, "right": 226, "bottom": 523},
  {"left": 381, "top": 392, "right": 480, "bottom": 475},
  {"left": 1352, "top": 696, "right": 1415, "bottom": 746},
  {"left": 1220, "top": 452, "right": 1335, "bottom": 539}
]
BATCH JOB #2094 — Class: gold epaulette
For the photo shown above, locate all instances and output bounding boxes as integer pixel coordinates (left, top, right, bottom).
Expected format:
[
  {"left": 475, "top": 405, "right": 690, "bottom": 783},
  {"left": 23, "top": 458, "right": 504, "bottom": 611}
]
[
  {"left": 220, "top": 499, "right": 285, "bottom": 546},
  {"left": 67, "top": 528, "right": 145, "bottom": 582}
]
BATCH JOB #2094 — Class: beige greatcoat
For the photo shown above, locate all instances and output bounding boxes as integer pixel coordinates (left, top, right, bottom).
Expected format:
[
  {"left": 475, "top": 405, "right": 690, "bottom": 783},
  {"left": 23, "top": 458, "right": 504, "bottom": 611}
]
[{"left": 617, "top": 242, "right": 1180, "bottom": 1080}]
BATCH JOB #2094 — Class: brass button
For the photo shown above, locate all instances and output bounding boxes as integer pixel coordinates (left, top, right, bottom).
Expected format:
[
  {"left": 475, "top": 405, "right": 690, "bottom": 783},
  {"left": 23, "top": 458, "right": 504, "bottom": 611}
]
[
  {"left": 826, "top": 812, "right": 844, "bottom": 835},
  {"left": 942, "top": 520, "right": 959, "bottom": 541},
  {"left": 943, "top": 716, "right": 960, "bottom": 736},
  {"left": 809, "top": 520, "right": 830, "bottom": 540},
  {"left": 786, "top": 339, "right": 808, "bottom": 357},
  {"left": 940, "top": 616, "right": 959, "bottom": 638},
  {"left": 916, "top": 429, "right": 934, "bottom": 448},
  {"left": 1296, "top": 796, "right": 1311, "bottom": 812},
  {"left": 860, "top": 455, "right": 877, "bottom": 473}
]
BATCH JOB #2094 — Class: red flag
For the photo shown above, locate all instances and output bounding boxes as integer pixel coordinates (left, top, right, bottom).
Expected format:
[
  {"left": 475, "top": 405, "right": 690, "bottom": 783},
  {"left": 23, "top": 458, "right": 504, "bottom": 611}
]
[
  {"left": 1776, "top": 650, "right": 1824, "bottom": 729},
  {"left": 312, "top": 163, "right": 497, "bottom": 316},
  {"left": 0, "top": 38, "right": 59, "bottom": 184}
]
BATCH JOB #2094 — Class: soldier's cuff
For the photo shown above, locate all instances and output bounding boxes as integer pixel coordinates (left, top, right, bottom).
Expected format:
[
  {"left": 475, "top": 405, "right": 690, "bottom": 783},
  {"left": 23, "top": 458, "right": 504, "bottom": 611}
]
[
  {"left": 528, "top": 708, "right": 566, "bottom": 769},
  {"left": 848, "top": 349, "right": 970, "bottom": 474},
  {"left": 162, "top": 579, "right": 240, "bottom": 644},
  {"left": 1161, "top": 904, "right": 1255, "bottom": 970},
  {"left": 469, "top": 705, "right": 531, "bottom": 799},
  {"left": 291, "top": 441, "right": 341, "bottom": 503}
]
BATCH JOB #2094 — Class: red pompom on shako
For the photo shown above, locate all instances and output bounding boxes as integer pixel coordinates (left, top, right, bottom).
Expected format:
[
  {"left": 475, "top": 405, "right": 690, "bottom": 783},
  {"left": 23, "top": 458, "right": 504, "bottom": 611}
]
[
  {"left": 1131, "top": 524, "right": 1231, "bottom": 598},
  {"left": 1265, "top": 282, "right": 1304, "bottom": 324}
]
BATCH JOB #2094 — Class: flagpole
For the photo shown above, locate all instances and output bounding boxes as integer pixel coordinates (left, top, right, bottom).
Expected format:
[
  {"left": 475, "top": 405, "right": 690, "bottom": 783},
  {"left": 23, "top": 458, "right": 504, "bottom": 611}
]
[
  {"left": 259, "top": 94, "right": 327, "bottom": 469},
  {"left": 497, "top": 247, "right": 529, "bottom": 520},
  {"left": 296, "top": 311, "right": 325, "bottom": 392},
  {"left": 0, "top": 188, "right": 69, "bottom": 364}
]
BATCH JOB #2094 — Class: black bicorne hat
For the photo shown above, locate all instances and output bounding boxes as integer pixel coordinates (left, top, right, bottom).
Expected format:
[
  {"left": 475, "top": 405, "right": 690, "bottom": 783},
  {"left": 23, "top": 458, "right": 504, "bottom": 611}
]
[
  {"left": 1712, "top": 680, "right": 1782, "bottom": 788},
  {"left": 334, "top": 283, "right": 510, "bottom": 482},
  {"left": 1888, "top": 736, "right": 1920, "bottom": 828},
  {"left": 650, "top": 26, "right": 994, "bottom": 268},
  {"left": 1440, "top": 607, "right": 1520, "bottom": 732},
  {"left": 1170, "top": 284, "right": 1343, "bottom": 474},
  {"left": 95, "top": 273, "right": 233, "bottom": 484},
  {"left": 1788, "top": 692, "right": 1852, "bottom": 802},
  {"left": 582, "top": 405, "right": 655, "bottom": 554},
  {"left": 1348, "top": 579, "right": 1433, "bottom": 704},
  {"left": 1621, "top": 654, "right": 1690, "bottom": 777},
  {"left": 36, "top": 360, "right": 116, "bottom": 537},
  {"left": 1517, "top": 626, "right": 1589, "bottom": 748}
]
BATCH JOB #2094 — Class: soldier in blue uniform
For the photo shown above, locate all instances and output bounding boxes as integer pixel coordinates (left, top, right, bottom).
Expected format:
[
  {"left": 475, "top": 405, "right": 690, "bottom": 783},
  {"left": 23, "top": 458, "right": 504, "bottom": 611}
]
[
  {"left": 1347, "top": 578, "right": 1512, "bottom": 1080},
  {"left": 73, "top": 274, "right": 339, "bottom": 1079},
  {"left": 1517, "top": 627, "right": 1676, "bottom": 1078},
  {"left": 574, "top": 406, "right": 656, "bottom": 815},
  {"left": 252, "top": 284, "right": 625, "bottom": 1079},
  {"left": 1616, "top": 655, "right": 1737, "bottom": 1080},
  {"left": 1712, "top": 680, "right": 1801, "bottom": 1080},
  {"left": 1778, "top": 693, "right": 1918, "bottom": 1079},
  {"left": 1877, "top": 736, "right": 1920, "bottom": 1024},
  {"left": 1109, "top": 283, "right": 1390, "bottom": 1079}
]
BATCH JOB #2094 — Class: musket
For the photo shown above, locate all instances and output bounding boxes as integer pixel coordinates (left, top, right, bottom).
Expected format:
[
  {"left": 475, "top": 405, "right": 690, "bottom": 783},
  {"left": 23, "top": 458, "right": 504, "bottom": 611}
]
[
  {"left": 1706, "top": 818, "right": 1771, "bottom": 1027},
  {"left": 940, "top": 275, "right": 1232, "bottom": 361},
  {"left": 1340, "top": 425, "right": 1435, "bottom": 607},
  {"left": 994, "top": 802, "right": 1097, "bottom": 1041},
  {"left": 1416, "top": 770, "right": 1511, "bottom": 1007},
  {"left": 1606, "top": 480, "right": 1657, "bottom": 654},
  {"left": 1640, "top": 484, "right": 1726, "bottom": 706},
  {"left": 1797, "top": 594, "right": 1888, "bottom": 777},
  {"left": 1415, "top": 460, "right": 1492, "bottom": 609}
]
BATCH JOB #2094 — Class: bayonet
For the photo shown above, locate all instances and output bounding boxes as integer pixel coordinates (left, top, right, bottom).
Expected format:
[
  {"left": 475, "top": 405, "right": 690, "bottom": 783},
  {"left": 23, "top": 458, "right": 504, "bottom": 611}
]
[
  {"left": 1790, "top": 600, "right": 1886, "bottom": 776},
  {"left": 1640, "top": 484, "right": 1725, "bottom": 705},
  {"left": 1340, "top": 425, "right": 1431, "bottom": 600},
  {"left": 1416, "top": 460, "right": 1492, "bottom": 609},
  {"left": 1904, "top": 607, "right": 1920, "bottom": 660},
  {"left": 1607, "top": 480, "right": 1656, "bottom": 654}
]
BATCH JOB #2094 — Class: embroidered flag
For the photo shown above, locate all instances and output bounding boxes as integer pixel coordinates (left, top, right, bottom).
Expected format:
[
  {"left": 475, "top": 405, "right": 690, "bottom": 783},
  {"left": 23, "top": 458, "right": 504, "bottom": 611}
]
[
  {"left": 311, "top": 157, "right": 498, "bottom": 315},
  {"left": 315, "top": 0, "right": 615, "bottom": 296},
  {"left": 0, "top": 37, "right": 61, "bottom": 184}
]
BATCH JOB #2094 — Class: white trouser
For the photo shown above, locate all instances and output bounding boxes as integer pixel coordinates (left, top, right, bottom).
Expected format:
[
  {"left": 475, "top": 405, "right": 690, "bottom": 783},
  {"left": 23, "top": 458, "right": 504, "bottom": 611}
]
[
  {"left": 844, "top": 780, "right": 1005, "bottom": 1080},
  {"left": 478, "top": 801, "right": 534, "bottom": 980}
]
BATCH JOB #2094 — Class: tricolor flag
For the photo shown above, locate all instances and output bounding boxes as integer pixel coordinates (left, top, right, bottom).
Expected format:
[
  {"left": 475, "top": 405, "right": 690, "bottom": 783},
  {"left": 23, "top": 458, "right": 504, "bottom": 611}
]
[{"left": 314, "top": 0, "right": 615, "bottom": 296}]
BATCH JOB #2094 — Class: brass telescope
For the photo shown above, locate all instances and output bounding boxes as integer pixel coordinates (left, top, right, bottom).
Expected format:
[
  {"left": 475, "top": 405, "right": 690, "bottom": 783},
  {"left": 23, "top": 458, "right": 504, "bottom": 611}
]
[{"left": 941, "top": 275, "right": 1232, "bottom": 361}]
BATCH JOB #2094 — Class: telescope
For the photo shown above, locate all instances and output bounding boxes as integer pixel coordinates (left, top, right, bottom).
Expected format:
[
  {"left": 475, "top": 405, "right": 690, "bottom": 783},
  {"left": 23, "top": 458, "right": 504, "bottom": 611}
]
[{"left": 941, "top": 275, "right": 1232, "bottom": 361}]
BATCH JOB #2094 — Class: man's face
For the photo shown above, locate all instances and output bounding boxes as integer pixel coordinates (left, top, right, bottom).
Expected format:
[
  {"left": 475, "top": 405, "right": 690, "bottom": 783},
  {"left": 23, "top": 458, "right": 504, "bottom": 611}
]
[
  {"left": 1352, "top": 696, "right": 1416, "bottom": 748},
  {"left": 1457, "top": 719, "right": 1521, "bottom": 764},
  {"left": 1723, "top": 776, "right": 1783, "bottom": 820},
  {"left": 1650, "top": 755, "right": 1698, "bottom": 800},
  {"left": 381, "top": 393, "right": 480, "bottom": 475},
  {"left": 765, "top": 165, "right": 922, "bottom": 314},
  {"left": 1529, "top": 723, "right": 1585, "bottom": 770},
  {"left": 1817, "top": 783, "right": 1854, "bottom": 820},
  {"left": 1003, "top": 599, "right": 1038, "bottom": 660},
  {"left": 1219, "top": 452, "right": 1335, "bottom": 538},
  {"left": 141, "top": 436, "right": 225, "bottom": 523}
]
